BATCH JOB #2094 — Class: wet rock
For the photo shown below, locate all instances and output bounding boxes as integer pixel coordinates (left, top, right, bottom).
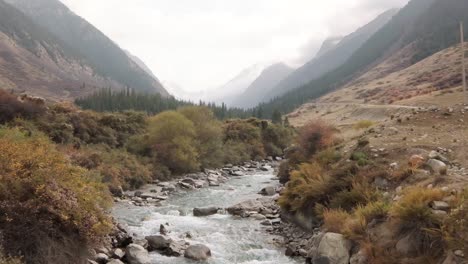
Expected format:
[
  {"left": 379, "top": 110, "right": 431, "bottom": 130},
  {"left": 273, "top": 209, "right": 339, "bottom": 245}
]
[
  {"left": 251, "top": 214, "right": 267, "bottom": 220},
  {"left": 312, "top": 233, "right": 352, "bottom": 264},
  {"left": 160, "top": 224, "right": 168, "bottom": 235},
  {"left": 193, "top": 207, "right": 218, "bottom": 217},
  {"left": 427, "top": 159, "right": 448, "bottom": 175},
  {"left": 259, "top": 186, "right": 276, "bottom": 196},
  {"left": 261, "top": 165, "right": 272, "bottom": 171},
  {"left": 227, "top": 199, "right": 264, "bottom": 216},
  {"left": 145, "top": 235, "right": 171, "bottom": 251},
  {"left": 125, "top": 244, "right": 150, "bottom": 264},
  {"left": 184, "top": 244, "right": 212, "bottom": 261}
]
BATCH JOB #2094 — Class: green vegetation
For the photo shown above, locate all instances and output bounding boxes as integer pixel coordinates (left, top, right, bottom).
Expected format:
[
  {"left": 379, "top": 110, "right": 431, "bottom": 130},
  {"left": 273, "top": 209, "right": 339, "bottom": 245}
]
[{"left": 75, "top": 88, "right": 252, "bottom": 120}]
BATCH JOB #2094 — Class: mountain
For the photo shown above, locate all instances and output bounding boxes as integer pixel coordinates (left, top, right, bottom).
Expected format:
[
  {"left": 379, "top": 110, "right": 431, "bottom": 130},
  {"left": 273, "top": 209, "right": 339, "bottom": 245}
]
[
  {"left": 0, "top": 0, "right": 128, "bottom": 100},
  {"left": 205, "top": 63, "right": 267, "bottom": 104},
  {"left": 264, "top": 8, "right": 399, "bottom": 101},
  {"left": 124, "top": 50, "right": 158, "bottom": 80},
  {"left": 231, "top": 63, "right": 294, "bottom": 108},
  {"left": 314, "top": 36, "right": 343, "bottom": 58},
  {"left": 4, "top": 0, "right": 168, "bottom": 96},
  {"left": 252, "top": 0, "right": 451, "bottom": 117}
]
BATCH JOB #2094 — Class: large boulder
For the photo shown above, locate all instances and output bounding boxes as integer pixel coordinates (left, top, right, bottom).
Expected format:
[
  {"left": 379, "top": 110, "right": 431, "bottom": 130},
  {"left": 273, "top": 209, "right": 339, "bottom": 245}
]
[
  {"left": 312, "top": 233, "right": 352, "bottom": 264},
  {"left": 226, "top": 199, "right": 264, "bottom": 216},
  {"left": 145, "top": 235, "right": 172, "bottom": 251},
  {"left": 427, "top": 159, "right": 448, "bottom": 175},
  {"left": 125, "top": 244, "right": 150, "bottom": 264},
  {"left": 193, "top": 207, "right": 219, "bottom": 217},
  {"left": 184, "top": 244, "right": 212, "bottom": 261}
]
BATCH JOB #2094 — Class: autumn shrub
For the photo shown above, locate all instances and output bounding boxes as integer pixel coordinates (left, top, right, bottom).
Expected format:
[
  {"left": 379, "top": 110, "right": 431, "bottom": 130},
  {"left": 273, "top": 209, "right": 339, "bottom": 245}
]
[
  {"left": 315, "top": 148, "right": 342, "bottom": 167},
  {"left": 278, "top": 160, "right": 292, "bottom": 184},
  {"left": 441, "top": 189, "right": 468, "bottom": 254},
  {"left": 179, "top": 106, "right": 224, "bottom": 168},
  {"left": 261, "top": 123, "right": 294, "bottom": 157},
  {"left": 322, "top": 208, "right": 352, "bottom": 233},
  {"left": 223, "top": 119, "right": 265, "bottom": 160},
  {"left": 223, "top": 140, "right": 251, "bottom": 165},
  {"left": 70, "top": 145, "right": 153, "bottom": 192},
  {"left": 354, "top": 201, "right": 391, "bottom": 223},
  {"left": 0, "top": 128, "right": 112, "bottom": 263},
  {"left": 391, "top": 187, "right": 444, "bottom": 232},
  {"left": 297, "top": 120, "right": 337, "bottom": 158},
  {"left": 147, "top": 111, "right": 200, "bottom": 174},
  {"left": 278, "top": 162, "right": 330, "bottom": 212},
  {"left": 0, "top": 90, "right": 45, "bottom": 124},
  {"left": 391, "top": 187, "right": 445, "bottom": 257}
]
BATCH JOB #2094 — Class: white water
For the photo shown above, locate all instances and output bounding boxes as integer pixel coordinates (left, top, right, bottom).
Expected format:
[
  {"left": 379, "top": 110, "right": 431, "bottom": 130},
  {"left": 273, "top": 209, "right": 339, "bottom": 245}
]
[{"left": 113, "top": 172, "right": 302, "bottom": 264}]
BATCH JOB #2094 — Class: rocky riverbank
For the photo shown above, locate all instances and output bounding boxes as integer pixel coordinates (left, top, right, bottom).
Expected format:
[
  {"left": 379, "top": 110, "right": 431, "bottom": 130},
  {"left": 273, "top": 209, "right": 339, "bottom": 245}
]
[{"left": 88, "top": 159, "right": 287, "bottom": 264}]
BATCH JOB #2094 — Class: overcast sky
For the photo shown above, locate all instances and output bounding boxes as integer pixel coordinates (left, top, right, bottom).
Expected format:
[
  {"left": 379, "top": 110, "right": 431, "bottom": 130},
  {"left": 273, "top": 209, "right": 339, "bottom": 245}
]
[{"left": 59, "top": 0, "right": 409, "bottom": 98}]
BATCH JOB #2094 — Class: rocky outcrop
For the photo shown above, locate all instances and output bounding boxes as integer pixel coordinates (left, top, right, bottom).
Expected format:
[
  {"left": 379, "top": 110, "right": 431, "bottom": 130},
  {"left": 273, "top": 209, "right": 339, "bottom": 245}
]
[{"left": 184, "top": 244, "right": 212, "bottom": 261}]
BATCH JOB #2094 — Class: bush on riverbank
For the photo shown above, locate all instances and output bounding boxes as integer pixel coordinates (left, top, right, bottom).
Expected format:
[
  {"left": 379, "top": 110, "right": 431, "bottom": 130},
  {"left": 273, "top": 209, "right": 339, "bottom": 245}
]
[{"left": 0, "top": 128, "right": 112, "bottom": 263}]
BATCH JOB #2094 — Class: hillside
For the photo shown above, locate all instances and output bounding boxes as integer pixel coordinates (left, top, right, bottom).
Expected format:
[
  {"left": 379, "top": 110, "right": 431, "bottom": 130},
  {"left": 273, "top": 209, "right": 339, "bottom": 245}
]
[
  {"left": 263, "top": 8, "right": 399, "bottom": 101},
  {"left": 0, "top": 0, "right": 133, "bottom": 100},
  {"left": 231, "top": 63, "right": 294, "bottom": 108},
  {"left": 3, "top": 0, "right": 168, "bottom": 96}
]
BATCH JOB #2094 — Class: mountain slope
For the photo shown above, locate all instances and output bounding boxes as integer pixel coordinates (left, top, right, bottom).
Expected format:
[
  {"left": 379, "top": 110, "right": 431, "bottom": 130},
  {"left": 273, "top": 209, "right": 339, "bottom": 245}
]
[
  {"left": 206, "top": 63, "right": 267, "bottom": 104},
  {"left": 253, "top": 0, "right": 453, "bottom": 117},
  {"left": 264, "top": 8, "right": 399, "bottom": 101},
  {"left": 5, "top": 0, "right": 168, "bottom": 96},
  {"left": 231, "top": 63, "right": 294, "bottom": 108},
  {"left": 314, "top": 36, "right": 343, "bottom": 58},
  {"left": 0, "top": 0, "right": 134, "bottom": 100}
]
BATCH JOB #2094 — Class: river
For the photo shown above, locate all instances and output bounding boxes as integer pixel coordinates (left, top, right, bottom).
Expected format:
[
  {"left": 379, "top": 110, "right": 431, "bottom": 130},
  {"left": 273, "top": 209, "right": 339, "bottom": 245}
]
[{"left": 113, "top": 171, "right": 302, "bottom": 264}]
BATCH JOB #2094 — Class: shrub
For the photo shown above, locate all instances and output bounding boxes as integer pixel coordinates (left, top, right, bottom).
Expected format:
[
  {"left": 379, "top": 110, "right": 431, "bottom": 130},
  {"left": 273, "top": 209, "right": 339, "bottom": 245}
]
[
  {"left": 0, "top": 128, "right": 112, "bottom": 263},
  {"left": 322, "top": 208, "right": 352, "bottom": 233},
  {"left": 297, "top": 120, "right": 336, "bottom": 158},
  {"left": 391, "top": 187, "right": 444, "bottom": 232},
  {"left": 147, "top": 111, "right": 199, "bottom": 174},
  {"left": 354, "top": 120, "right": 375, "bottom": 130},
  {"left": 278, "top": 162, "right": 330, "bottom": 212},
  {"left": 0, "top": 90, "right": 45, "bottom": 124},
  {"left": 179, "top": 106, "right": 224, "bottom": 169},
  {"left": 441, "top": 189, "right": 468, "bottom": 254},
  {"left": 222, "top": 140, "right": 250, "bottom": 165},
  {"left": 0, "top": 249, "right": 22, "bottom": 264},
  {"left": 261, "top": 124, "right": 294, "bottom": 157},
  {"left": 315, "top": 148, "right": 341, "bottom": 167},
  {"left": 351, "top": 151, "right": 371, "bottom": 166},
  {"left": 354, "top": 201, "right": 391, "bottom": 223},
  {"left": 223, "top": 119, "right": 265, "bottom": 160}
]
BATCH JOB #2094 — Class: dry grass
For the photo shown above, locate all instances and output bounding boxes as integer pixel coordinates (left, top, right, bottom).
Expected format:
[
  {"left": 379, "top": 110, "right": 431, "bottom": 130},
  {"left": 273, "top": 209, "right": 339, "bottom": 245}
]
[{"left": 353, "top": 120, "right": 375, "bottom": 130}]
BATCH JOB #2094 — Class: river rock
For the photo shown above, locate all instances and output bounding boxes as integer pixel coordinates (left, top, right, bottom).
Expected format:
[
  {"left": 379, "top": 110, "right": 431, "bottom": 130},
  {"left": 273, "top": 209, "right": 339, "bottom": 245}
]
[
  {"left": 107, "top": 260, "right": 125, "bottom": 264},
  {"left": 112, "top": 248, "right": 125, "bottom": 259},
  {"left": 227, "top": 199, "right": 264, "bottom": 216},
  {"left": 95, "top": 253, "right": 108, "bottom": 264},
  {"left": 259, "top": 186, "right": 276, "bottom": 196},
  {"left": 184, "top": 244, "right": 212, "bottom": 261},
  {"left": 431, "top": 201, "right": 450, "bottom": 211},
  {"left": 145, "top": 235, "right": 172, "bottom": 251},
  {"left": 312, "top": 233, "right": 352, "bottom": 264},
  {"left": 427, "top": 159, "right": 447, "bottom": 175},
  {"left": 125, "top": 244, "right": 150, "bottom": 264},
  {"left": 193, "top": 207, "right": 218, "bottom": 217}
]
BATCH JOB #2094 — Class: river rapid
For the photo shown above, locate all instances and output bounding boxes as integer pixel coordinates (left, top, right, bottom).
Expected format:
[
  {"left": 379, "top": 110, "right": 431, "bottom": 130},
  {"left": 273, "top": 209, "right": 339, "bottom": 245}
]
[{"left": 113, "top": 170, "right": 301, "bottom": 264}]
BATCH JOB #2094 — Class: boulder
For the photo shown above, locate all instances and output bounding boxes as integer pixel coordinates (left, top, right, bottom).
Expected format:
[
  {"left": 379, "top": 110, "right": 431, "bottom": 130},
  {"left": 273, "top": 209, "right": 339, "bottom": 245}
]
[
  {"left": 227, "top": 199, "right": 264, "bottom": 216},
  {"left": 312, "top": 233, "right": 352, "bottom": 264},
  {"left": 395, "top": 234, "right": 419, "bottom": 257},
  {"left": 258, "top": 186, "right": 276, "bottom": 196},
  {"left": 193, "top": 207, "right": 218, "bottom": 217},
  {"left": 107, "top": 260, "right": 125, "bottom": 264},
  {"left": 145, "top": 235, "right": 172, "bottom": 251},
  {"left": 112, "top": 248, "right": 125, "bottom": 259},
  {"left": 431, "top": 201, "right": 450, "bottom": 211},
  {"left": 184, "top": 244, "right": 212, "bottom": 261},
  {"left": 427, "top": 159, "right": 447, "bottom": 175},
  {"left": 125, "top": 244, "right": 150, "bottom": 264},
  {"left": 95, "top": 253, "right": 108, "bottom": 264}
]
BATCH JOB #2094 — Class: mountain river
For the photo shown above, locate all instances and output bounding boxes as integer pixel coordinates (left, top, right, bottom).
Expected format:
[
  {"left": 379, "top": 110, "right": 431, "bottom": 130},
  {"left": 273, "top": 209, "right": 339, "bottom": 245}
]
[{"left": 113, "top": 171, "right": 302, "bottom": 264}]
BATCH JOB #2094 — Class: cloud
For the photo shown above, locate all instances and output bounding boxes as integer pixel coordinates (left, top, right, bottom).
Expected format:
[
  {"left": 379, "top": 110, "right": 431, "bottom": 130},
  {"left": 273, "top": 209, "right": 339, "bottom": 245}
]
[{"left": 59, "top": 0, "right": 409, "bottom": 99}]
